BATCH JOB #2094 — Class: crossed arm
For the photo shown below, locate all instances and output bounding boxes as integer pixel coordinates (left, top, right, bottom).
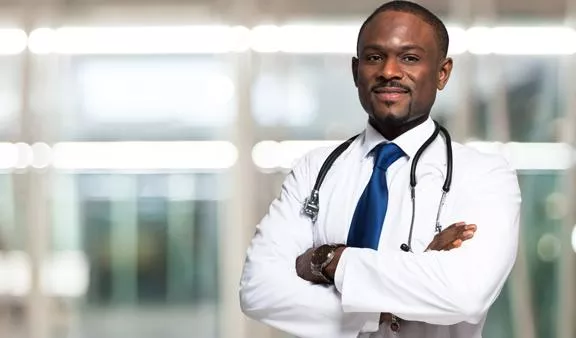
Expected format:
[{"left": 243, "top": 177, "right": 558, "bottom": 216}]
[
  {"left": 295, "top": 222, "right": 477, "bottom": 325},
  {"left": 239, "top": 153, "right": 521, "bottom": 336}
]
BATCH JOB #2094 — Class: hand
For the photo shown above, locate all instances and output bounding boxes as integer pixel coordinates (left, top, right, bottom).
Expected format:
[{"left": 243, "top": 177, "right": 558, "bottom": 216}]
[
  {"left": 295, "top": 248, "right": 325, "bottom": 284},
  {"left": 425, "top": 222, "right": 477, "bottom": 251}
]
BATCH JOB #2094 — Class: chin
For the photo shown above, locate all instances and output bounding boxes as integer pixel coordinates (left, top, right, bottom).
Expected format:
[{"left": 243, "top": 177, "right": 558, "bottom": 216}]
[{"left": 371, "top": 110, "right": 411, "bottom": 127}]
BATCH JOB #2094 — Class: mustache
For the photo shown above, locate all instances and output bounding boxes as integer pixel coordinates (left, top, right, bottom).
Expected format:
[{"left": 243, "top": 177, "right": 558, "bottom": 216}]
[{"left": 371, "top": 81, "right": 411, "bottom": 92}]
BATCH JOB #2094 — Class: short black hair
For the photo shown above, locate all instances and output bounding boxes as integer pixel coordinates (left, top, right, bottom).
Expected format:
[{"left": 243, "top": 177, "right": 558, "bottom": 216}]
[{"left": 356, "top": 0, "right": 449, "bottom": 58}]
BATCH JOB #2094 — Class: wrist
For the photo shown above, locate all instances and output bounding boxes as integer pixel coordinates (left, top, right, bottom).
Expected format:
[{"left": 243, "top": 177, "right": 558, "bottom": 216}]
[
  {"left": 310, "top": 244, "right": 345, "bottom": 283},
  {"left": 322, "top": 246, "right": 346, "bottom": 281}
]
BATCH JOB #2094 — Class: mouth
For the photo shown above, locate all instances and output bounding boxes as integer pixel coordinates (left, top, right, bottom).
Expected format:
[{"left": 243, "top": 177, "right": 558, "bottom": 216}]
[{"left": 372, "top": 87, "right": 410, "bottom": 102}]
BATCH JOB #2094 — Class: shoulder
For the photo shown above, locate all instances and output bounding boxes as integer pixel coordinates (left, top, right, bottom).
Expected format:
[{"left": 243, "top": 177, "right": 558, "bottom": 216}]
[
  {"left": 451, "top": 141, "right": 520, "bottom": 195},
  {"left": 452, "top": 141, "right": 513, "bottom": 174},
  {"left": 279, "top": 143, "right": 343, "bottom": 204},
  {"left": 294, "top": 134, "right": 363, "bottom": 173}
]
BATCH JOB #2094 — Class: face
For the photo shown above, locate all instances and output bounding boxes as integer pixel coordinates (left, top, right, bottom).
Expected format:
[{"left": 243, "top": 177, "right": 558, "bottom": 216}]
[{"left": 352, "top": 10, "right": 453, "bottom": 131}]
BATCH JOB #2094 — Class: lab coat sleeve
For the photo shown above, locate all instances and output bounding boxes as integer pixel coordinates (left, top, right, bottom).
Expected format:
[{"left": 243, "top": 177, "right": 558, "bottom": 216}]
[
  {"left": 239, "top": 152, "right": 379, "bottom": 338},
  {"left": 334, "top": 154, "right": 521, "bottom": 325}
]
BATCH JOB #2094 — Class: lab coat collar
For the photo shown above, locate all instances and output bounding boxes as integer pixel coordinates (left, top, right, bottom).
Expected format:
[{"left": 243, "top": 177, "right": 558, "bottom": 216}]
[{"left": 361, "top": 116, "right": 436, "bottom": 160}]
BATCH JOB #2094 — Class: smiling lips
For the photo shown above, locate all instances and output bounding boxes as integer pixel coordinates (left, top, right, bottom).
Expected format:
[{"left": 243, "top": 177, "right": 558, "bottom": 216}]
[{"left": 373, "top": 86, "right": 409, "bottom": 102}]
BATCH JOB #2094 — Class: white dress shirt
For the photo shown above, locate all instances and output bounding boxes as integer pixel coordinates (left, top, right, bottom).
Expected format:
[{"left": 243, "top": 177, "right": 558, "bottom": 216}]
[{"left": 239, "top": 117, "right": 521, "bottom": 338}]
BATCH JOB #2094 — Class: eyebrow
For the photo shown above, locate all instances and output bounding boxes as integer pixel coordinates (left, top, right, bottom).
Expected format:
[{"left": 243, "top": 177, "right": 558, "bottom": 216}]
[{"left": 361, "top": 44, "right": 427, "bottom": 53}]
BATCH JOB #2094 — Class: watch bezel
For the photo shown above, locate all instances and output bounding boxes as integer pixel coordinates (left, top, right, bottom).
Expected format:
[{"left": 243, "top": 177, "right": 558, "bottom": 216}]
[{"left": 310, "top": 244, "right": 343, "bottom": 283}]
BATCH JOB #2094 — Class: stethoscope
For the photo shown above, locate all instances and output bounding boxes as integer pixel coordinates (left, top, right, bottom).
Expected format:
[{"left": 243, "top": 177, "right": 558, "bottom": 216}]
[{"left": 302, "top": 120, "right": 453, "bottom": 253}]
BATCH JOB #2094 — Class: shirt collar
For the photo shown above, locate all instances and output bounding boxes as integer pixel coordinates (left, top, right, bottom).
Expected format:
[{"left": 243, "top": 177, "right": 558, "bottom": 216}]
[{"left": 360, "top": 116, "right": 436, "bottom": 159}]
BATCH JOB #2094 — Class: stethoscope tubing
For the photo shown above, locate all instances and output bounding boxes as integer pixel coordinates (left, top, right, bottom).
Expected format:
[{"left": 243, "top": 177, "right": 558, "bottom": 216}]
[{"left": 302, "top": 120, "right": 454, "bottom": 253}]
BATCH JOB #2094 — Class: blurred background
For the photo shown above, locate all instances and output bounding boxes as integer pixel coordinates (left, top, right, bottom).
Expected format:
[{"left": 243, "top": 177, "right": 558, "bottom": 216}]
[{"left": 0, "top": 0, "right": 573, "bottom": 337}]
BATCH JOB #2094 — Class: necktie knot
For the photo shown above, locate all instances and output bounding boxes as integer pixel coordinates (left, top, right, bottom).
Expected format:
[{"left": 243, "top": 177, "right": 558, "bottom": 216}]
[{"left": 373, "top": 143, "right": 405, "bottom": 170}]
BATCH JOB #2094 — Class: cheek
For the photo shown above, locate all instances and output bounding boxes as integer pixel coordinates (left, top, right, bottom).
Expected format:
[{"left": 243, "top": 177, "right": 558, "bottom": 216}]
[
  {"left": 357, "top": 73, "right": 372, "bottom": 95},
  {"left": 414, "top": 71, "right": 438, "bottom": 93},
  {"left": 357, "top": 71, "right": 372, "bottom": 87}
]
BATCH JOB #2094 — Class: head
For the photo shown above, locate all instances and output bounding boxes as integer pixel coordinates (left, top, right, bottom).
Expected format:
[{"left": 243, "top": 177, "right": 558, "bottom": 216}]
[{"left": 352, "top": 1, "right": 453, "bottom": 138}]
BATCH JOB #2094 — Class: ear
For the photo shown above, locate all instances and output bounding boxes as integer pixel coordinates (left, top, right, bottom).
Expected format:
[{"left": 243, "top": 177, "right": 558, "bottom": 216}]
[
  {"left": 352, "top": 57, "right": 359, "bottom": 87},
  {"left": 437, "top": 57, "right": 453, "bottom": 90}
]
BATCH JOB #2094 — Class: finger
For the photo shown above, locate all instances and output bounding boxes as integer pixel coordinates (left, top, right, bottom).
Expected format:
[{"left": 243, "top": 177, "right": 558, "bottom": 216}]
[
  {"left": 431, "top": 223, "right": 470, "bottom": 250},
  {"left": 440, "top": 228, "right": 467, "bottom": 247},
  {"left": 441, "top": 224, "right": 464, "bottom": 238},
  {"left": 441, "top": 230, "right": 470, "bottom": 250},
  {"left": 455, "top": 225, "right": 475, "bottom": 236},
  {"left": 443, "top": 222, "right": 465, "bottom": 232},
  {"left": 442, "top": 239, "right": 462, "bottom": 250},
  {"left": 447, "top": 222, "right": 466, "bottom": 230}
]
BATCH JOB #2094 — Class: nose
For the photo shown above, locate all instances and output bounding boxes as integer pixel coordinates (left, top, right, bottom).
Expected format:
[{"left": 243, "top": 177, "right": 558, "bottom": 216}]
[{"left": 380, "top": 58, "right": 403, "bottom": 80}]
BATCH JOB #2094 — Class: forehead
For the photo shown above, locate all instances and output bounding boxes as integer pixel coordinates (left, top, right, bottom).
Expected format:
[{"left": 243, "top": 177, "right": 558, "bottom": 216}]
[{"left": 359, "top": 10, "right": 438, "bottom": 51}]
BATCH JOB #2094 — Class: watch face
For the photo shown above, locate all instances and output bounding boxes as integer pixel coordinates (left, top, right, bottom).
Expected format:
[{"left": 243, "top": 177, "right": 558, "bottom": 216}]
[{"left": 311, "top": 245, "right": 333, "bottom": 266}]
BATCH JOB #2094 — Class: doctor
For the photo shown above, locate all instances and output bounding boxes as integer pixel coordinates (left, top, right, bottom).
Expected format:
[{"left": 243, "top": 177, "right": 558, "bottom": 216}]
[{"left": 239, "top": 1, "right": 521, "bottom": 337}]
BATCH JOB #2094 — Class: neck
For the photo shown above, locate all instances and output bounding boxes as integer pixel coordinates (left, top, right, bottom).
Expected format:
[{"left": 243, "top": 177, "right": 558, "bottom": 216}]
[{"left": 369, "top": 114, "right": 429, "bottom": 140}]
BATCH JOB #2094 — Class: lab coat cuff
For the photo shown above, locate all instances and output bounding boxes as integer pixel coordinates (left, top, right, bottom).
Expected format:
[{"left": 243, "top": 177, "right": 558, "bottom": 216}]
[
  {"left": 334, "top": 247, "right": 350, "bottom": 293},
  {"left": 335, "top": 249, "right": 380, "bottom": 333},
  {"left": 360, "top": 313, "right": 381, "bottom": 333}
]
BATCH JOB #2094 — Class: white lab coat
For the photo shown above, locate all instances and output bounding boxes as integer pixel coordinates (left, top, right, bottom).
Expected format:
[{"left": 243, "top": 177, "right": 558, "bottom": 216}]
[{"left": 239, "top": 117, "right": 521, "bottom": 338}]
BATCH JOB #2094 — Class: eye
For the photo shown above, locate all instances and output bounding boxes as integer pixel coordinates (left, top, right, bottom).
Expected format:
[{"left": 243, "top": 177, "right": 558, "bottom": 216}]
[
  {"left": 401, "top": 55, "right": 420, "bottom": 63},
  {"left": 365, "top": 54, "right": 383, "bottom": 63}
]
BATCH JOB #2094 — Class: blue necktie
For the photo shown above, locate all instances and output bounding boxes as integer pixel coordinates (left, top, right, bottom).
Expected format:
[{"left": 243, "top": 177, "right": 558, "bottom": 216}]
[{"left": 347, "top": 143, "right": 405, "bottom": 249}]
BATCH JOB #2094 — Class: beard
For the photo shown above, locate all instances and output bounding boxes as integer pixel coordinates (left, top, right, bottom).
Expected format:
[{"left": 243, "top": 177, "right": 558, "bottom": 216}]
[
  {"left": 368, "top": 104, "right": 413, "bottom": 130},
  {"left": 367, "top": 102, "right": 431, "bottom": 140}
]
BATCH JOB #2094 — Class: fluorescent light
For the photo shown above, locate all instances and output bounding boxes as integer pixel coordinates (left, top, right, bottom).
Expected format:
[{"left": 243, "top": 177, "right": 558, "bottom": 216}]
[
  {"left": 278, "top": 24, "right": 358, "bottom": 54},
  {"left": 0, "top": 29, "right": 28, "bottom": 54},
  {"left": 447, "top": 27, "right": 468, "bottom": 55},
  {"left": 15, "top": 142, "right": 33, "bottom": 169},
  {"left": 31, "top": 142, "right": 53, "bottom": 169},
  {"left": 503, "top": 142, "right": 573, "bottom": 170},
  {"left": 465, "top": 26, "right": 576, "bottom": 55},
  {"left": 51, "top": 141, "right": 238, "bottom": 170},
  {"left": 263, "top": 24, "right": 576, "bottom": 55},
  {"left": 229, "top": 25, "right": 252, "bottom": 52},
  {"left": 465, "top": 26, "right": 493, "bottom": 55},
  {"left": 0, "top": 251, "right": 29, "bottom": 296},
  {"left": 250, "top": 25, "right": 466, "bottom": 55},
  {"left": 0, "top": 251, "right": 89, "bottom": 297},
  {"left": 253, "top": 140, "right": 575, "bottom": 171},
  {"left": 487, "top": 27, "right": 576, "bottom": 55},
  {"left": 27, "top": 28, "right": 56, "bottom": 54},
  {"left": 252, "top": 140, "right": 342, "bottom": 169},
  {"left": 250, "top": 25, "right": 281, "bottom": 53},
  {"left": 41, "top": 251, "right": 89, "bottom": 297},
  {"left": 251, "top": 141, "right": 281, "bottom": 169},
  {"left": 28, "top": 26, "right": 249, "bottom": 54},
  {"left": 0, "top": 143, "right": 19, "bottom": 169},
  {"left": 25, "top": 24, "right": 576, "bottom": 55}
]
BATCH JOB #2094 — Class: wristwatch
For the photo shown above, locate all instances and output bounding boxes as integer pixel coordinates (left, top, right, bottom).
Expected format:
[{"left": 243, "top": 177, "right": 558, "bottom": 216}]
[{"left": 310, "top": 244, "right": 344, "bottom": 283}]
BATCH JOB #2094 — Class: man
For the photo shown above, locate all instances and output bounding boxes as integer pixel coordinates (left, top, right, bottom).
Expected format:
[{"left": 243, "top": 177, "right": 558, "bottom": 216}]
[{"left": 239, "top": 1, "right": 521, "bottom": 337}]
